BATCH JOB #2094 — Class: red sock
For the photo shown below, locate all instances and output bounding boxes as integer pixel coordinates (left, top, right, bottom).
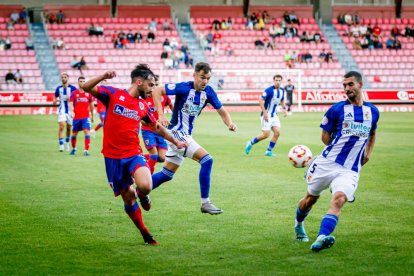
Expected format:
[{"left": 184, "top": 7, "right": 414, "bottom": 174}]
[
  {"left": 85, "top": 136, "right": 91, "bottom": 150},
  {"left": 71, "top": 136, "right": 77, "bottom": 148},
  {"left": 124, "top": 203, "right": 149, "bottom": 235},
  {"left": 148, "top": 159, "right": 157, "bottom": 174}
]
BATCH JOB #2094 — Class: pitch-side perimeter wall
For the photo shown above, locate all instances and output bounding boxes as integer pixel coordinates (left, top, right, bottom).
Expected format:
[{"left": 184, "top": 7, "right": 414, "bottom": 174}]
[{"left": 0, "top": 90, "right": 413, "bottom": 115}]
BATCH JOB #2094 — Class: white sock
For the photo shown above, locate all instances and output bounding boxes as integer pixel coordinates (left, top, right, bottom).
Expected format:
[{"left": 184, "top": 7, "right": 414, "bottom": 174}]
[{"left": 201, "top": 198, "right": 210, "bottom": 204}]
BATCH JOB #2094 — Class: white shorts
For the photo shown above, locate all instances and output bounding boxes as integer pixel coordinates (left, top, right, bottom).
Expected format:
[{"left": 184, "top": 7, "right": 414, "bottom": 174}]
[
  {"left": 261, "top": 115, "right": 281, "bottom": 131},
  {"left": 57, "top": 113, "right": 72, "bottom": 125},
  {"left": 305, "top": 155, "right": 359, "bottom": 202},
  {"left": 165, "top": 130, "right": 201, "bottom": 166}
]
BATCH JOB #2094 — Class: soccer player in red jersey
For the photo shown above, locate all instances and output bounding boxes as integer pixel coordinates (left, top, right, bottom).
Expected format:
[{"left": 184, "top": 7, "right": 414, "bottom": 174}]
[
  {"left": 90, "top": 80, "right": 107, "bottom": 138},
  {"left": 69, "top": 76, "right": 94, "bottom": 156},
  {"left": 81, "top": 65, "right": 186, "bottom": 245},
  {"left": 141, "top": 75, "right": 174, "bottom": 173}
]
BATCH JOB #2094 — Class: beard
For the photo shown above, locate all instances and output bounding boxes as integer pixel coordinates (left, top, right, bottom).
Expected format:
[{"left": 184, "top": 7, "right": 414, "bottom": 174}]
[
  {"left": 138, "top": 88, "right": 147, "bottom": 99},
  {"left": 346, "top": 90, "right": 357, "bottom": 101}
]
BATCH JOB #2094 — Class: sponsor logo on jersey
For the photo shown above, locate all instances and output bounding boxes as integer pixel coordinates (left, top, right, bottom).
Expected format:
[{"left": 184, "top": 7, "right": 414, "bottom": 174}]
[
  {"left": 321, "top": 116, "right": 329, "bottom": 125},
  {"left": 167, "top": 83, "right": 176, "bottom": 90},
  {"left": 341, "top": 120, "right": 371, "bottom": 137},
  {"left": 76, "top": 97, "right": 89, "bottom": 102},
  {"left": 182, "top": 103, "right": 202, "bottom": 116},
  {"left": 119, "top": 96, "right": 125, "bottom": 102},
  {"left": 345, "top": 112, "right": 353, "bottom": 119},
  {"left": 113, "top": 104, "right": 141, "bottom": 121}
]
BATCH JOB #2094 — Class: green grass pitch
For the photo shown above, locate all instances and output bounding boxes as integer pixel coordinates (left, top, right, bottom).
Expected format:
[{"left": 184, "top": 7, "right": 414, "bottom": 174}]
[{"left": 0, "top": 111, "right": 413, "bottom": 275}]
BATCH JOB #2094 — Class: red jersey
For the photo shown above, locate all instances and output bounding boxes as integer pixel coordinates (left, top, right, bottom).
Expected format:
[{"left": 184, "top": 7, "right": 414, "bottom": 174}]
[
  {"left": 96, "top": 85, "right": 156, "bottom": 159},
  {"left": 96, "top": 98, "right": 106, "bottom": 113},
  {"left": 70, "top": 90, "right": 93, "bottom": 120},
  {"left": 141, "top": 95, "right": 171, "bottom": 131}
]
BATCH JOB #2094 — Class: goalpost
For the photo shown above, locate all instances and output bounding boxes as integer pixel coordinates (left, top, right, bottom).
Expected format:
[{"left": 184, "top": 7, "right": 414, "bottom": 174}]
[{"left": 174, "top": 69, "right": 304, "bottom": 110}]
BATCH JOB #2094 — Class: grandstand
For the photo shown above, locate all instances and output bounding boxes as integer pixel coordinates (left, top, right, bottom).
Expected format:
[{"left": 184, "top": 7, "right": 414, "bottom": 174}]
[{"left": 0, "top": 1, "right": 413, "bottom": 109}]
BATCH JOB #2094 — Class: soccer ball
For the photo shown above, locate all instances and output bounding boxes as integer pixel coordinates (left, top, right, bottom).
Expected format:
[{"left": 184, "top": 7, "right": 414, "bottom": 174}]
[{"left": 288, "top": 145, "right": 312, "bottom": 168}]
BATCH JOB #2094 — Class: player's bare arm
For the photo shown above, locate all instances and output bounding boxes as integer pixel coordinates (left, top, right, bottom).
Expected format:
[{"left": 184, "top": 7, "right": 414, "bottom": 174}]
[
  {"left": 217, "top": 107, "right": 237, "bottom": 131},
  {"left": 259, "top": 97, "right": 268, "bottom": 121},
  {"left": 321, "top": 130, "right": 332, "bottom": 145},
  {"left": 147, "top": 121, "right": 187, "bottom": 148},
  {"left": 89, "top": 102, "right": 94, "bottom": 123},
  {"left": 152, "top": 85, "right": 169, "bottom": 127},
  {"left": 82, "top": 71, "right": 116, "bottom": 97},
  {"left": 280, "top": 99, "right": 288, "bottom": 117},
  {"left": 362, "top": 130, "right": 376, "bottom": 165}
]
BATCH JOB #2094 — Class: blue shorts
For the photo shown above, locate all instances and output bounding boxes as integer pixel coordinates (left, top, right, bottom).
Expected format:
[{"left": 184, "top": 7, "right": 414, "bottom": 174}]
[
  {"left": 99, "top": 112, "right": 106, "bottom": 123},
  {"left": 73, "top": 118, "right": 91, "bottom": 132},
  {"left": 142, "top": 130, "right": 168, "bottom": 151},
  {"left": 104, "top": 155, "right": 148, "bottom": 197}
]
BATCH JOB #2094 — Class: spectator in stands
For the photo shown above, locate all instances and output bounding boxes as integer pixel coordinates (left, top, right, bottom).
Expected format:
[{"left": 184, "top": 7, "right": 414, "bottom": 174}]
[
  {"left": 284, "top": 52, "right": 292, "bottom": 68},
  {"left": 337, "top": 13, "right": 345, "bottom": 25},
  {"left": 25, "top": 38, "right": 34, "bottom": 51},
  {"left": 245, "top": 18, "right": 254, "bottom": 30},
  {"left": 226, "top": 17, "right": 233, "bottom": 30},
  {"left": 350, "top": 23, "right": 360, "bottom": 37},
  {"left": 19, "top": 8, "right": 27, "bottom": 24},
  {"left": 180, "top": 43, "right": 188, "bottom": 55},
  {"left": 199, "top": 33, "right": 210, "bottom": 51},
  {"left": 373, "top": 36, "right": 383, "bottom": 49},
  {"left": 255, "top": 17, "right": 265, "bottom": 31},
  {"left": 314, "top": 32, "right": 322, "bottom": 43},
  {"left": 5, "top": 70, "right": 15, "bottom": 84},
  {"left": 254, "top": 38, "right": 265, "bottom": 49},
  {"left": 147, "top": 31, "right": 155, "bottom": 43},
  {"left": 148, "top": 18, "right": 157, "bottom": 32},
  {"left": 0, "top": 37, "right": 5, "bottom": 51},
  {"left": 220, "top": 19, "right": 228, "bottom": 30},
  {"left": 162, "top": 20, "right": 172, "bottom": 31},
  {"left": 126, "top": 30, "right": 135, "bottom": 43},
  {"left": 269, "top": 23, "right": 278, "bottom": 40},
  {"left": 300, "top": 31, "right": 307, "bottom": 42},
  {"left": 212, "top": 19, "right": 220, "bottom": 31},
  {"left": 56, "top": 37, "right": 65, "bottom": 50},
  {"left": 7, "top": 19, "right": 14, "bottom": 31},
  {"left": 164, "top": 54, "right": 174, "bottom": 69},
  {"left": 45, "top": 11, "right": 57, "bottom": 24},
  {"left": 298, "top": 48, "right": 306, "bottom": 63},
  {"left": 344, "top": 12, "right": 353, "bottom": 25},
  {"left": 14, "top": 69, "right": 23, "bottom": 84},
  {"left": 394, "top": 38, "right": 402, "bottom": 50},
  {"left": 372, "top": 24, "right": 382, "bottom": 38},
  {"left": 263, "top": 37, "right": 274, "bottom": 52},
  {"left": 134, "top": 31, "right": 143, "bottom": 43},
  {"left": 289, "top": 11, "right": 300, "bottom": 25},
  {"left": 390, "top": 25, "right": 400, "bottom": 38},
  {"left": 224, "top": 44, "right": 234, "bottom": 56},
  {"left": 353, "top": 12, "right": 360, "bottom": 25},
  {"left": 386, "top": 36, "right": 394, "bottom": 49},
  {"left": 70, "top": 55, "right": 81, "bottom": 69},
  {"left": 262, "top": 10, "right": 270, "bottom": 23},
  {"left": 290, "top": 51, "right": 298, "bottom": 63},
  {"left": 324, "top": 51, "right": 333, "bottom": 63},
  {"left": 88, "top": 23, "right": 103, "bottom": 36},
  {"left": 160, "top": 50, "right": 168, "bottom": 60},
  {"left": 212, "top": 31, "right": 222, "bottom": 42},
  {"left": 360, "top": 36, "right": 369, "bottom": 49},
  {"left": 319, "top": 49, "right": 326, "bottom": 63},
  {"left": 163, "top": 38, "right": 171, "bottom": 52},
  {"left": 288, "top": 24, "right": 298, "bottom": 37},
  {"left": 211, "top": 40, "right": 220, "bottom": 56},
  {"left": 10, "top": 11, "right": 19, "bottom": 24},
  {"left": 403, "top": 25, "right": 413, "bottom": 37},
  {"left": 304, "top": 51, "right": 312, "bottom": 63},
  {"left": 170, "top": 38, "right": 179, "bottom": 50},
  {"left": 56, "top": 10, "right": 65, "bottom": 24},
  {"left": 4, "top": 37, "right": 11, "bottom": 50},
  {"left": 306, "top": 32, "right": 314, "bottom": 43},
  {"left": 78, "top": 56, "right": 88, "bottom": 73},
  {"left": 283, "top": 11, "right": 291, "bottom": 24},
  {"left": 352, "top": 37, "right": 362, "bottom": 50},
  {"left": 185, "top": 53, "right": 193, "bottom": 68}
]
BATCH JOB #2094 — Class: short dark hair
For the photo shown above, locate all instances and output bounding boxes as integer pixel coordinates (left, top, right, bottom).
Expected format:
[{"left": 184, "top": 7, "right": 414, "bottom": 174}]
[
  {"left": 344, "top": 71, "right": 362, "bottom": 82},
  {"left": 273, "top": 74, "right": 283, "bottom": 80},
  {"left": 154, "top": 74, "right": 159, "bottom": 82},
  {"left": 78, "top": 76, "right": 85, "bottom": 81},
  {"left": 130, "top": 64, "right": 155, "bottom": 83},
  {"left": 195, "top": 62, "right": 212, "bottom": 74}
]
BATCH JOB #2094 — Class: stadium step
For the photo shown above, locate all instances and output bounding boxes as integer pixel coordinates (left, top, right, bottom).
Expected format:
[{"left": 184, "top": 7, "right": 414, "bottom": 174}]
[
  {"left": 31, "top": 22, "right": 60, "bottom": 90},
  {"left": 177, "top": 23, "right": 207, "bottom": 65}
]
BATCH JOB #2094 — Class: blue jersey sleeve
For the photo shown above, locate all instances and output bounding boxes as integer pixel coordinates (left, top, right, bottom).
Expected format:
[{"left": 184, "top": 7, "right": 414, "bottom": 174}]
[
  {"left": 206, "top": 87, "right": 222, "bottom": 109},
  {"left": 54, "top": 87, "right": 59, "bottom": 97},
  {"left": 165, "top": 82, "right": 189, "bottom": 96},
  {"left": 370, "top": 104, "right": 380, "bottom": 132},
  {"left": 261, "top": 87, "right": 271, "bottom": 100},
  {"left": 320, "top": 104, "right": 337, "bottom": 133}
]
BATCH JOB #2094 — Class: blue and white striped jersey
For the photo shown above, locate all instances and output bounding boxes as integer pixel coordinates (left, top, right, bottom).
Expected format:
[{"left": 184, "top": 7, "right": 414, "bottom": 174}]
[
  {"left": 165, "top": 82, "right": 222, "bottom": 136},
  {"left": 55, "top": 85, "right": 76, "bottom": 115},
  {"left": 262, "top": 85, "right": 285, "bottom": 117},
  {"left": 320, "top": 100, "right": 380, "bottom": 173}
]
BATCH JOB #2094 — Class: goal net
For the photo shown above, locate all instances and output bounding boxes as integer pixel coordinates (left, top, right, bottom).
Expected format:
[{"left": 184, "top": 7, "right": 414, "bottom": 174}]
[{"left": 172, "top": 69, "right": 303, "bottom": 109}]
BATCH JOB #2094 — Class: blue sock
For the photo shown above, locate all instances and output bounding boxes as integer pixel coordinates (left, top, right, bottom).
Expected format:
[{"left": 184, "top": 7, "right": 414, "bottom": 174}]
[
  {"left": 267, "top": 142, "right": 276, "bottom": 152},
  {"left": 157, "top": 156, "right": 164, "bottom": 162},
  {"left": 318, "top": 214, "right": 339, "bottom": 236},
  {"left": 199, "top": 154, "right": 213, "bottom": 199},
  {"left": 149, "top": 154, "right": 158, "bottom": 161},
  {"left": 152, "top": 167, "right": 174, "bottom": 190},
  {"left": 59, "top": 138, "right": 64, "bottom": 145},
  {"left": 249, "top": 137, "right": 259, "bottom": 145},
  {"left": 296, "top": 207, "right": 310, "bottom": 223},
  {"left": 65, "top": 136, "right": 70, "bottom": 143}
]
